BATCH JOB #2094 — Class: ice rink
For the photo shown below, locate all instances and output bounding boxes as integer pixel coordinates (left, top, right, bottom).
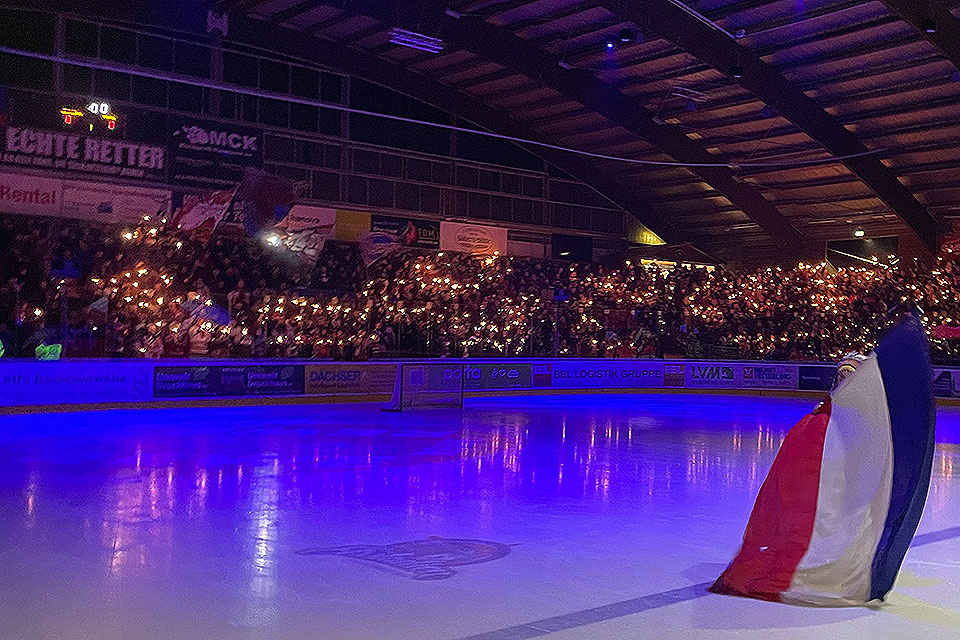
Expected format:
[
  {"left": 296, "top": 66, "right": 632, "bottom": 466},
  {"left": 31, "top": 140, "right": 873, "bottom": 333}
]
[{"left": 2, "top": 393, "right": 960, "bottom": 640}]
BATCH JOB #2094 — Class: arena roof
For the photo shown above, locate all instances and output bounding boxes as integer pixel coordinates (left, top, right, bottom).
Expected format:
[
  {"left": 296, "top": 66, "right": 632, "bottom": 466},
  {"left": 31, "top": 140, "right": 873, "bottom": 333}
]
[{"left": 21, "top": 1, "right": 960, "bottom": 262}]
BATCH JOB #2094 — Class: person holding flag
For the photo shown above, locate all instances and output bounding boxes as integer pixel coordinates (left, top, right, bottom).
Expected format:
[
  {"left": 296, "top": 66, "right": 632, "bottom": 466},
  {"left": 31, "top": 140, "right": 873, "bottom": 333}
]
[{"left": 711, "top": 315, "right": 935, "bottom": 606}]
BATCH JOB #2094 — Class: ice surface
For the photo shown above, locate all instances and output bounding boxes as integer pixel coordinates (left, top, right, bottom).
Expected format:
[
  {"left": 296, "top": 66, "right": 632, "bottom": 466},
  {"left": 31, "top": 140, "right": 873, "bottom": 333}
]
[{"left": 1, "top": 393, "right": 959, "bottom": 639}]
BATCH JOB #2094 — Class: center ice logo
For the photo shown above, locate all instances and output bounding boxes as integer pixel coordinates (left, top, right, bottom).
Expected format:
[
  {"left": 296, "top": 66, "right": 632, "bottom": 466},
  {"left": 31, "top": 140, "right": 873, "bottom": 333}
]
[{"left": 296, "top": 536, "right": 513, "bottom": 580}]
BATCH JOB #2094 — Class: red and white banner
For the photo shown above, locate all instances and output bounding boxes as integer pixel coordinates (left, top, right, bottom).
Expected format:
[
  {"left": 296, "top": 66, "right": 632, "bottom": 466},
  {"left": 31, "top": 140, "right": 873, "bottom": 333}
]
[
  {"left": 61, "top": 179, "right": 171, "bottom": 223},
  {"left": 172, "top": 188, "right": 237, "bottom": 239},
  {"left": 0, "top": 171, "right": 61, "bottom": 216},
  {"left": 440, "top": 221, "right": 508, "bottom": 255}
]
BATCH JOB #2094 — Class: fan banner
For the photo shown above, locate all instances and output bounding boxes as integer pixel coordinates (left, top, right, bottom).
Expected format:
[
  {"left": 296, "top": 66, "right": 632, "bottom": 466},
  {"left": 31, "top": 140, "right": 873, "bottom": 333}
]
[
  {"left": 172, "top": 188, "right": 237, "bottom": 235},
  {"left": 711, "top": 317, "right": 935, "bottom": 606},
  {"left": 273, "top": 205, "right": 336, "bottom": 267}
]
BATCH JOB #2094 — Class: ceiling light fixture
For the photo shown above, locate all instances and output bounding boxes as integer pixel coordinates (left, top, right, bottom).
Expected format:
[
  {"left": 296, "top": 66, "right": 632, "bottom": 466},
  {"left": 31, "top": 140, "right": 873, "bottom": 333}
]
[
  {"left": 619, "top": 28, "right": 635, "bottom": 42},
  {"left": 731, "top": 65, "right": 743, "bottom": 78},
  {"left": 389, "top": 28, "right": 445, "bottom": 53},
  {"left": 921, "top": 17, "right": 937, "bottom": 33}
]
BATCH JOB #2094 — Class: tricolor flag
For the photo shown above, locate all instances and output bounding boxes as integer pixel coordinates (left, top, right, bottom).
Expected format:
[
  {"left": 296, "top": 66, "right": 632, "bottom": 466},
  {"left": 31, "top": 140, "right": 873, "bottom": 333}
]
[
  {"left": 358, "top": 231, "right": 400, "bottom": 266},
  {"left": 711, "top": 316, "right": 935, "bottom": 606}
]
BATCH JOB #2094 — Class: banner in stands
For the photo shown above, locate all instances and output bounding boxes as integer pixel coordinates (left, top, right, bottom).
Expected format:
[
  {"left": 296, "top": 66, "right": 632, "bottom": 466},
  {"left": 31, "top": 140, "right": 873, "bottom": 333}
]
[
  {"left": 463, "top": 363, "right": 532, "bottom": 390},
  {"left": 154, "top": 365, "right": 304, "bottom": 398},
  {"left": 532, "top": 361, "right": 663, "bottom": 389},
  {"left": 0, "top": 170, "right": 61, "bottom": 216},
  {"left": 273, "top": 205, "right": 336, "bottom": 266},
  {"left": 440, "top": 222, "right": 508, "bottom": 255},
  {"left": 371, "top": 214, "right": 440, "bottom": 249},
  {"left": 304, "top": 363, "right": 397, "bottom": 395},
  {"left": 686, "top": 363, "right": 740, "bottom": 388},
  {"left": 169, "top": 118, "right": 262, "bottom": 186},
  {"left": 0, "top": 361, "right": 151, "bottom": 406},
  {"left": 798, "top": 365, "right": 837, "bottom": 391},
  {"left": 741, "top": 364, "right": 797, "bottom": 389},
  {"left": 61, "top": 180, "right": 171, "bottom": 223},
  {"left": 2, "top": 126, "right": 165, "bottom": 180}
]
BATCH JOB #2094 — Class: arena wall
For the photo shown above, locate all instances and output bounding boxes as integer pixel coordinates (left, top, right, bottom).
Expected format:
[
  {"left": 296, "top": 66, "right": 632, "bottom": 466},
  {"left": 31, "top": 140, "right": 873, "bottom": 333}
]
[{"left": 2, "top": 359, "right": 958, "bottom": 412}]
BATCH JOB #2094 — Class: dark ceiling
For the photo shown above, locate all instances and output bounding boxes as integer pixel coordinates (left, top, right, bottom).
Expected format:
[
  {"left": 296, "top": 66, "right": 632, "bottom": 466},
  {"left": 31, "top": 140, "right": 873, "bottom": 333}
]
[
  {"left": 212, "top": 0, "right": 960, "bottom": 261},
  {"left": 30, "top": 1, "right": 960, "bottom": 261}
]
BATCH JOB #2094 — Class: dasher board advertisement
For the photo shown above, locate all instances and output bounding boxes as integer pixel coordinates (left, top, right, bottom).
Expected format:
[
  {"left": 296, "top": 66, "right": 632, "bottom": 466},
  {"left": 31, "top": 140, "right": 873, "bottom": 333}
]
[{"left": 532, "top": 361, "right": 663, "bottom": 388}]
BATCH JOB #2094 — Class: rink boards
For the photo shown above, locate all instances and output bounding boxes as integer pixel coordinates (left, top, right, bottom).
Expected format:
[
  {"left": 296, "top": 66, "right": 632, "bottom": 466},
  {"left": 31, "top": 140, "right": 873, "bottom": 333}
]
[{"left": 2, "top": 358, "right": 960, "bottom": 410}]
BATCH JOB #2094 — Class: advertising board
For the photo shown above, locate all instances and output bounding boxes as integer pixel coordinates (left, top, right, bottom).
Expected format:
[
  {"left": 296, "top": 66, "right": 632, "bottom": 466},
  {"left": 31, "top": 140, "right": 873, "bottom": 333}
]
[
  {"left": 0, "top": 171, "right": 61, "bottom": 216},
  {"left": 61, "top": 180, "right": 171, "bottom": 223},
  {"left": 304, "top": 363, "right": 397, "bottom": 395},
  {"left": 532, "top": 361, "right": 663, "bottom": 389},
  {"left": 932, "top": 368, "right": 953, "bottom": 398},
  {"left": 440, "top": 221, "right": 508, "bottom": 255},
  {"left": 798, "top": 365, "right": 836, "bottom": 392},
  {"left": 463, "top": 362, "right": 532, "bottom": 390},
  {"left": 371, "top": 214, "right": 439, "bottom": 249},
  {"left": 741, "top": 364, "right": 797, "bottom": 389},
  {"left": 664, "top": 363, "right": 684, "bottom": 387},
  {"left": 154, "top": 365, "right": 304, "bottom": 398},
  {"left": 0, "top": 361, "right": 151, "bottom": 406},
  {"left": 169, "top": 118, "right": 262, "bottom": 186},
  {"left": 685, "top": 363, "right": 740, "bottom": 388}
]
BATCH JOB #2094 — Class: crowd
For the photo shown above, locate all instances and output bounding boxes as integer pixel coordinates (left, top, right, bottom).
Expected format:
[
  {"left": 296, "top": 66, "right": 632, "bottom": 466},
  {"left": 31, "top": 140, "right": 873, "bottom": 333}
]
[{"left": 2, "top": 212, "right": 960, "bottom": 363}]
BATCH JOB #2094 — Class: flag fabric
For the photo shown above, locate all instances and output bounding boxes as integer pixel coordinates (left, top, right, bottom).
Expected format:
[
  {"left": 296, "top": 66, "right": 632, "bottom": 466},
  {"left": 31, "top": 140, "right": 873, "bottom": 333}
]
[
  {"left": 236, "top": 168, "right": 295, "bottom": 236},
  {"left": 172, "top": 188, "right": 237, "bottom": 240},
  {"left": 711, "top": 316, "right": 935, "bottom": 606},
  {"left": 87, "top": 295, "right": 109, "bottom": 314},
  {"left": 179, "top": 297, "right": 231, "bottom": 326},
  {"left": 931, "top": 324, "right": 960, "bottom": 340},
  {"left": 358, "top": 231, "right": 400, "bottom": 266},
  {"left": 272, "top": 205, "right": 336, "bottom": 267}
]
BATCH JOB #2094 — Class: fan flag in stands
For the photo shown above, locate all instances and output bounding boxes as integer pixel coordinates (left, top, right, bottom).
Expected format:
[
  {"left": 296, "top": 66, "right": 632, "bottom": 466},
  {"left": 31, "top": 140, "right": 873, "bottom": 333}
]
[{"left": 711, "top": 316, "right": 935, "bottom": 606}]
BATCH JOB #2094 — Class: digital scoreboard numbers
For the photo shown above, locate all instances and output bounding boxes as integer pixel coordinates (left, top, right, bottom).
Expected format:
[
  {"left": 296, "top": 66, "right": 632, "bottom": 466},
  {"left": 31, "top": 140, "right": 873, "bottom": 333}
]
[{"left": 59, "top": 102, "right": 118, "bottom": 132}]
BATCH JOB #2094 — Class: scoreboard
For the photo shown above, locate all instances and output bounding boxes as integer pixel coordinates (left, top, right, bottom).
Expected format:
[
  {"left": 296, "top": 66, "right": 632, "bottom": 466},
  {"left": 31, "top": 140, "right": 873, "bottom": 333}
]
[{"left": 59, "top": 101, "right": 118, "bottom": 132}]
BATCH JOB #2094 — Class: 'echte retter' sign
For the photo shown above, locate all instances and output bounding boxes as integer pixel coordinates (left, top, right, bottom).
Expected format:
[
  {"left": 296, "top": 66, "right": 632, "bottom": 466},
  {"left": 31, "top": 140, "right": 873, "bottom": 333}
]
[{"left": 2, "top": 126, "right": 166, "bottom": 180}]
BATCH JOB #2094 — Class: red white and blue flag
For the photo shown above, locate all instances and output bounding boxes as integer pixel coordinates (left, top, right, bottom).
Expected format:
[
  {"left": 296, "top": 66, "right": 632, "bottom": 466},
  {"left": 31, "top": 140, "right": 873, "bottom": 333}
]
[{"left": 711, "top": 316, "right": 936, "bottom": 606}]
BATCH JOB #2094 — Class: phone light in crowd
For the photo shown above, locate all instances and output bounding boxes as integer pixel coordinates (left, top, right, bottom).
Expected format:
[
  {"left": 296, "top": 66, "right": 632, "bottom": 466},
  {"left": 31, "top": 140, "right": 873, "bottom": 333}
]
[
  {"left": 854, "top": 228, "right": 865, "bottom": 238},
  {"left": 265, "top": 234, "right": 281, "bottom": 247},
  {"left": 606, "top": 40, "right": 615, "bottom": 50}
]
